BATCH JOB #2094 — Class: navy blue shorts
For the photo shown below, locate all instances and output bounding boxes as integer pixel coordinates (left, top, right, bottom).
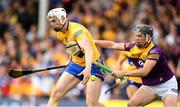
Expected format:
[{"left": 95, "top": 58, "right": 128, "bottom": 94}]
[
  {"left": 128, "top": 80, "right": 142, "bottom": 88},
  {"left": 64, "top": 62, "right": 105, "bottom": 81}
]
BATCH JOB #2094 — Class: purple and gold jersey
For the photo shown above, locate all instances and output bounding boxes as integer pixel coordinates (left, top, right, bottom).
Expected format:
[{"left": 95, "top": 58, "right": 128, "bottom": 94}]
[
  {"left": 119, "top": 51, "right": 142, "bottom": 84},
  {"left": 124, "top": 41, "right": 174, "bottom": 85}
]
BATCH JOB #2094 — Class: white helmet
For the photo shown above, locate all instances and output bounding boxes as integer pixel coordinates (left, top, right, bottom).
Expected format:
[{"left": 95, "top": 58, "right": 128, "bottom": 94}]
[{"left": 47, "top": 8, "right": 67, "bottom": 24}]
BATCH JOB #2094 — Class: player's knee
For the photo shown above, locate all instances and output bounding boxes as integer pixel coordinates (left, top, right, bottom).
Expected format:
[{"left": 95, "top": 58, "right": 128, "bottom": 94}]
[
  {"left": 127, "top": 100, "right": 140, "bottom": 106},
  {"left": 86, "top": 99, "right": 98, "bottom": 106},
  {"left": 51, "top": 89, "right": 64, "bottom": 101}
]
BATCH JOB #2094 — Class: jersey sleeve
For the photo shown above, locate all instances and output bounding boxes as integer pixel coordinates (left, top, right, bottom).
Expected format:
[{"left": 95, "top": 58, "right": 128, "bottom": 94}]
[
  {"left": 124, "top": 42, "right": 135, "bottom": 51},
  {"left": 72, "top": 27, "right": 85, "bottom": 41},
  {"left": 147, "top": 46, "right": 160, "bottom": 61}
]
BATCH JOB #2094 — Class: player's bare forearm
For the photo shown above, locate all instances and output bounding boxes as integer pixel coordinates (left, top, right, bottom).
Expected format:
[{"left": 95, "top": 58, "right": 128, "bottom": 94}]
[
  {"left": 94, "top": 40, "right": 115, "bottom": 48},
  {"left": 123, "top": 60, "right": 157, "bottom": 77},
  {"left": 84, "top": 46, "right": 93, "bottom": 71},
  {"left": 78, "top": 36, "right": 93, "bottom": 71},
  {"left": 122, "top": 69, "right": 147, "bottom": 77},
  {"left": 94, "top": 40, "right": 125, "bottom": 50}
]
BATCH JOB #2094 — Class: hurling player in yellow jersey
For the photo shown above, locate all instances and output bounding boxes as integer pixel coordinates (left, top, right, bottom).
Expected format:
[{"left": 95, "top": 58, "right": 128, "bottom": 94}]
[{"left": 47, "top": 8, "right": 105, "bottom": 107}]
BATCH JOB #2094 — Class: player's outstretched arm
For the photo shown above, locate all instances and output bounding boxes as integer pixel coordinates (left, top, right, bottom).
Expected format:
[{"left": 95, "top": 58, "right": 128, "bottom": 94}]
[
  {"left": 113, "top": 60, "right": 157, "bottom": 78},
  {"left": 94, "top": 40, "right": 125, "bottom": 51},
  {"left": 77, "top": 36, "right": 93, "bottom": 85}
]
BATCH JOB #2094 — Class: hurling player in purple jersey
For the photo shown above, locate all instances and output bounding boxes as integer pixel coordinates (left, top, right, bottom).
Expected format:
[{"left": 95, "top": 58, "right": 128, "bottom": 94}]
[{"left": 95, "top": 24, "right": 178, "bottom": 106}]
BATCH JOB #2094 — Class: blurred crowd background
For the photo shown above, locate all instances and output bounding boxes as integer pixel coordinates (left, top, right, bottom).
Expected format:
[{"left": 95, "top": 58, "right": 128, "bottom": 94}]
[{"left": 0, "top": 0, "right": 180, "bottom": 104}]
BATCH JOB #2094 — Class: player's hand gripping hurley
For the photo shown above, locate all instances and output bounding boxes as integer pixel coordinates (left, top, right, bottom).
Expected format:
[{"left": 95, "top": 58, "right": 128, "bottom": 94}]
[{"left": 93, "top": 61, "right": 125, "bottom": 81}]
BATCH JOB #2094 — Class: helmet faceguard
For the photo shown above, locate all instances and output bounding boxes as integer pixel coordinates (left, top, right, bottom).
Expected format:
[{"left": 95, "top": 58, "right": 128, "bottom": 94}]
[
  {"left": 133, "top": 24, "right": 153, "bottom": 48},
  {"left": 134, "top": 24, "right": 153, "bottom": 37}
]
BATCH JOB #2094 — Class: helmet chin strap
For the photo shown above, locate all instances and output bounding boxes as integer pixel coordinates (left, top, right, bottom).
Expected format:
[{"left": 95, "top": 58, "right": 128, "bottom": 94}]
[
  {"left": 54, "top": 21, "right": 66, "bottom": 32},
  {"left": 143, "top": 35, "right": 152, "bottom": 48},
  {"left": 60, "top": 21, "right": 66, "bottom": 30},
  {"left": 56, "top": 17, "right": 66, "bottom": 32},
  {"left": 60, "top": 18, "right": 66, "bottom": 25}
]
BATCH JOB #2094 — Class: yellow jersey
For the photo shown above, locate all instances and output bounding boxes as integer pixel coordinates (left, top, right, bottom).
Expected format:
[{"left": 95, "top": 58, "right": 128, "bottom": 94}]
[{"left": 56, "top": 21, "right": 100, "bottom": 66}]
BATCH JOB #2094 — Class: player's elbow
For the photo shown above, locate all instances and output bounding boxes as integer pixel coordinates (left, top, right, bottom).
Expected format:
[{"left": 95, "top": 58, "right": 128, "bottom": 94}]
[
  {"left": 85, "top": 46, "right": 93, "bottom": 55},
  {"left": 141, "top": 73, "right": 148, "bottom": 77},
  {"left": 140, "top": 69, "right": 149, "bottom": 77}
]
